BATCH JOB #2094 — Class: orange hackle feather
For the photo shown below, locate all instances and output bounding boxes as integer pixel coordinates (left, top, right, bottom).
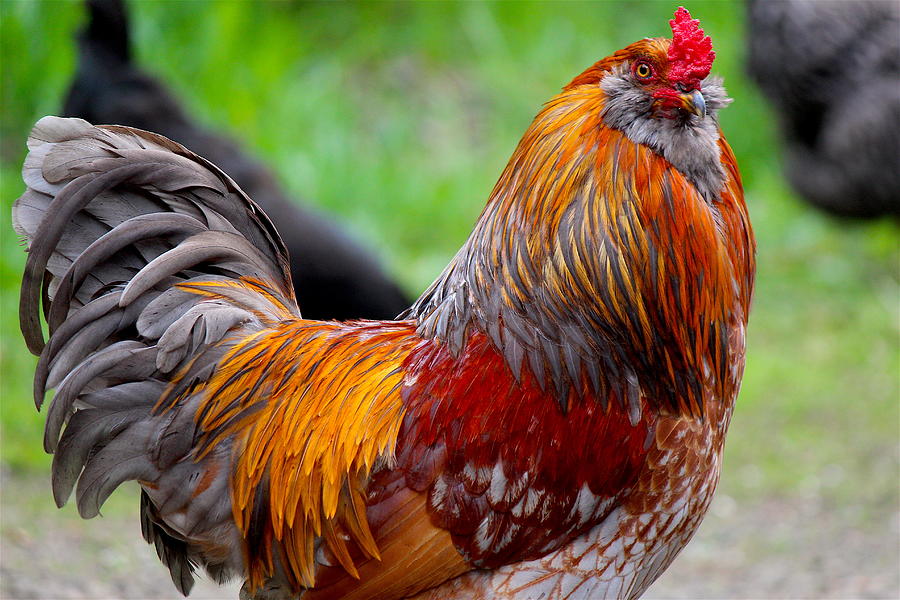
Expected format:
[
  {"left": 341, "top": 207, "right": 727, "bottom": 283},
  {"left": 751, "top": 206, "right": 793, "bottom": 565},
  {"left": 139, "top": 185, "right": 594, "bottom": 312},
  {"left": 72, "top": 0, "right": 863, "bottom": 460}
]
[
  {"left": 424, "top": 36, "right": 751, "bottom": 418},
  {"left": 161, "top": 279, "right": 420, "bottom": 590}
]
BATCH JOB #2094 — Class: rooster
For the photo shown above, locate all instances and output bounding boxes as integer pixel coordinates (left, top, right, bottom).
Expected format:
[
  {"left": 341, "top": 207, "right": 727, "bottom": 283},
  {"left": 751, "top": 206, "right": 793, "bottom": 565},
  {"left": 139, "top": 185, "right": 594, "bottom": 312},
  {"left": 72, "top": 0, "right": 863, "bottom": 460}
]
[
  {"left": 63, "top": 0, "right": 410, "bottom": 319},
  {"left": 15, "top": 8, "right": 754, "bottom": 599},
  {"left": 746, "top": 0, "right": 900, "bottom": 219}
]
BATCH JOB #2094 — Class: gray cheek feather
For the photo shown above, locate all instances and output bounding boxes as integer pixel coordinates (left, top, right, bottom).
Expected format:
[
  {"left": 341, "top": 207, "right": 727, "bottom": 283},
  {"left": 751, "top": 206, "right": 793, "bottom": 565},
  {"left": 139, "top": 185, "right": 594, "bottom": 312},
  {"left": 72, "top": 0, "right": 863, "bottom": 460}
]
[{"left": 601, "top": 71, "right": 732, "bottom": 202}]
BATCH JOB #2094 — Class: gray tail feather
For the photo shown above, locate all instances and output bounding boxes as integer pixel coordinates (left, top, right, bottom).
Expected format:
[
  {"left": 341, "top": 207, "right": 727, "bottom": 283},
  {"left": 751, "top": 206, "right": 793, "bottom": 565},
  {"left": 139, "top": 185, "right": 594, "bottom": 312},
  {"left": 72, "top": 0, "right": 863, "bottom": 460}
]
[{"left": 15, "top": 116, "right": 298, "bottom": 594}]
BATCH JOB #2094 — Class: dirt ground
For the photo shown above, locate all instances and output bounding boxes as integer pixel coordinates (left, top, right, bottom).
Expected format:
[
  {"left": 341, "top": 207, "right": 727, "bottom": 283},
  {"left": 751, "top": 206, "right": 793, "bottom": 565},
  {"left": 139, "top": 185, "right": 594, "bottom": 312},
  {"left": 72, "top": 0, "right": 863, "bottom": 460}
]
[{"left": 1, "top": 470, "right": 897, "bottom": 600}]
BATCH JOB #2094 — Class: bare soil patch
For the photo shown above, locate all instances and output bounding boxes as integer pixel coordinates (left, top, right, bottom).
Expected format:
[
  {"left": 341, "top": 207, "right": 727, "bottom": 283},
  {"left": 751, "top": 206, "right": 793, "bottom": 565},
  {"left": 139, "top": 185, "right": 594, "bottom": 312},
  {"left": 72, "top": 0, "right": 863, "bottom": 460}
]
[{"left": 2, "top": 470, "right": 896, "bottom": 599}]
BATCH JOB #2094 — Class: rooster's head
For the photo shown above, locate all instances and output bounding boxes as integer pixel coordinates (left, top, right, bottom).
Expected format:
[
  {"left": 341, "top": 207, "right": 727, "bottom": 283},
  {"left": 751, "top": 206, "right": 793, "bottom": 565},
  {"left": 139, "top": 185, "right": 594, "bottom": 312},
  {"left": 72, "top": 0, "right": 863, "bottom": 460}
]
[{"left": 566, "top": 7, "right": 731, "bottom": 200}]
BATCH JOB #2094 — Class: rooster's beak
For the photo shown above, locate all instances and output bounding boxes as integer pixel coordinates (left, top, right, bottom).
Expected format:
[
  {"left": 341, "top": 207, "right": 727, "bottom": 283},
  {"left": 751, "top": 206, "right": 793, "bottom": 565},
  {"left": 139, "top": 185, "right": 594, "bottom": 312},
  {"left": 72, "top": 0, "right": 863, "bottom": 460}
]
[{"left": 680, "top": 90, "right": 706, "bottom": 118}]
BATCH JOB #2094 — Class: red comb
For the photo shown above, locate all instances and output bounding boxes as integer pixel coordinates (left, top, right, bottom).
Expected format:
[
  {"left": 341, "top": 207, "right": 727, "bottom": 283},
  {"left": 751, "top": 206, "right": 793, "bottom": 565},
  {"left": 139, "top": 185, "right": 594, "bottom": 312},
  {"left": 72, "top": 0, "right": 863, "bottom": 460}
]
[{"left": 668, "top": 7, "right": 715, "bottom": 89}]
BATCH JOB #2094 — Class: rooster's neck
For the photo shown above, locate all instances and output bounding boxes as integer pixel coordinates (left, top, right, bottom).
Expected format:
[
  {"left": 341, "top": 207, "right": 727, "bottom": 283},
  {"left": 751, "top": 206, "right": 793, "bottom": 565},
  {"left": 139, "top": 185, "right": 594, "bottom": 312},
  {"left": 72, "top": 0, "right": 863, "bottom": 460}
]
[{"left": 408, "top": 88, "right": 753, "bottom": 418}]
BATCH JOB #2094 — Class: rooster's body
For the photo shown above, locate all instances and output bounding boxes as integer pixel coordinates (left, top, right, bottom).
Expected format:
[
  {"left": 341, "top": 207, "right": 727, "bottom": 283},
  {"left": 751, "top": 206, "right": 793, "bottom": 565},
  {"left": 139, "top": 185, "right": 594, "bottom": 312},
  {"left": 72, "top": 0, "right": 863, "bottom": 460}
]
[{"left": 15, "top": 9, "right": 754, "bottom": 600}]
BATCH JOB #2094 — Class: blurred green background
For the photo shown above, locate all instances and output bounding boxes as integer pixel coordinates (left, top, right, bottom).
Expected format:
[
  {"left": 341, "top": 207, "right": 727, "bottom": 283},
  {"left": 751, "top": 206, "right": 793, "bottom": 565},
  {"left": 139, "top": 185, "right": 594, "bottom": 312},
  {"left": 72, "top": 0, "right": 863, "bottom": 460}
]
[{"left": 1, "top": 1, "right": 897, "bottom": 597}]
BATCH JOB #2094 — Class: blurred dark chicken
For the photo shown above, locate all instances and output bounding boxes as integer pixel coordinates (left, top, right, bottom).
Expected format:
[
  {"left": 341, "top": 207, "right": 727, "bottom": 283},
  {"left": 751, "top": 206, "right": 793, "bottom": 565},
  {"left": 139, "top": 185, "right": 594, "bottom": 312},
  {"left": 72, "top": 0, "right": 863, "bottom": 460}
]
[
  {"left": 63, "top": 0, "right": 410, "bottom": 319},
  {"left": 17, "top": 7, "right": 754, "bottom": 600},
  {"left": 747, "top": 0, "right": 900, "bottom": 219}
]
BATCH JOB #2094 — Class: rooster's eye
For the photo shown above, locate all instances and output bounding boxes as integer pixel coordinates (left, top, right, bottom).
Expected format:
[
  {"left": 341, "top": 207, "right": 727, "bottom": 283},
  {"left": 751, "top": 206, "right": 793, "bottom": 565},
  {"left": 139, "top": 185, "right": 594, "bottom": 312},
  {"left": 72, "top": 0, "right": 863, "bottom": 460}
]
[{"left": 634, "top": 62, "right": 653, "bottom": 79}]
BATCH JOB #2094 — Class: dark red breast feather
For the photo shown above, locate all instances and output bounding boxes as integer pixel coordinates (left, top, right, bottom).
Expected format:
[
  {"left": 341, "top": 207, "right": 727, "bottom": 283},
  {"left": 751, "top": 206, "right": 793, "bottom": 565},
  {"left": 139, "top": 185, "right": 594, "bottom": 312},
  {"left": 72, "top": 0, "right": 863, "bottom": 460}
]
[{"left": 668, "top": 7, "right": 715, "bottom": 89}]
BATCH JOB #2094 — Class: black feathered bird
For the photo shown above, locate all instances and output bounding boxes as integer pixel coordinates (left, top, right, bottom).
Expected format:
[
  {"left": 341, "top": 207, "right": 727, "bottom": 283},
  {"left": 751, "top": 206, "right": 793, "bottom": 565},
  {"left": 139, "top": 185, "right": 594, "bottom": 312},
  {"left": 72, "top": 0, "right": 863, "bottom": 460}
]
[
  {"left": 746, "top": 0, "right": 900, "bottom": 219},
  {"left": 63, "top": 0, "right": 411, "bottom": 319}
]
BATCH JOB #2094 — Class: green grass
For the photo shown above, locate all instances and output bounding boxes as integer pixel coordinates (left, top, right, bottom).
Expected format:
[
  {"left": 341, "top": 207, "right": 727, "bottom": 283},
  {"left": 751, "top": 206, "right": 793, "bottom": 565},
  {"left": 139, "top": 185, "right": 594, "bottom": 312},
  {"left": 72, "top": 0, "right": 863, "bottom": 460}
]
[{"left": 1, "top": 0, "right": 897, "bottom": 519}]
